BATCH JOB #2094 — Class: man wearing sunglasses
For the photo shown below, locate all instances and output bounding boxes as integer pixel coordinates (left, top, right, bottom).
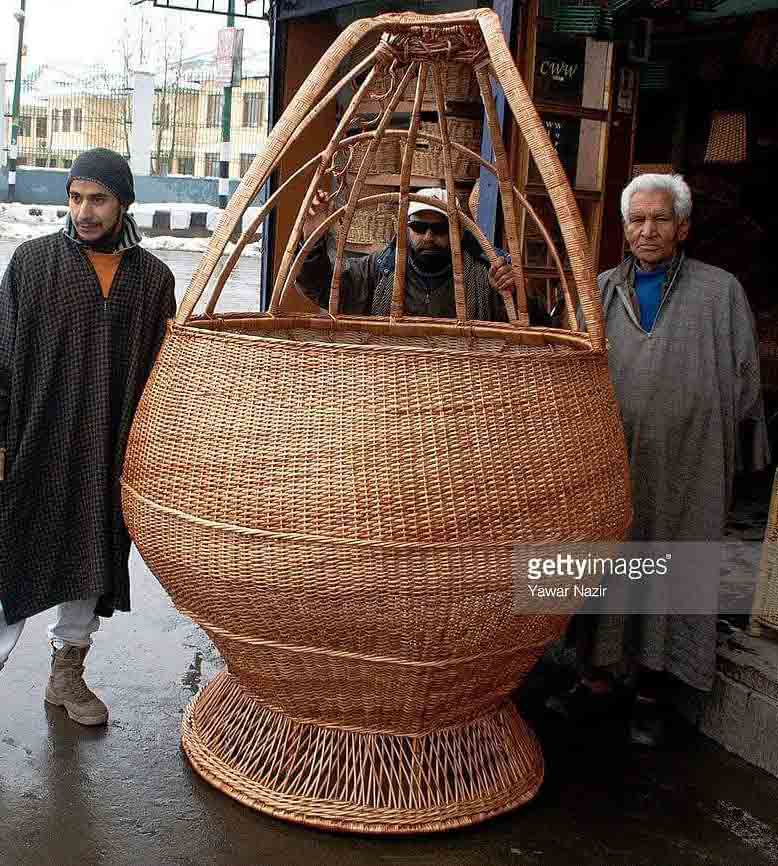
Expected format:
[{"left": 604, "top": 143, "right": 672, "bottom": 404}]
[{"left": 295, "top": 186, "right": 548, "bottom": 323}]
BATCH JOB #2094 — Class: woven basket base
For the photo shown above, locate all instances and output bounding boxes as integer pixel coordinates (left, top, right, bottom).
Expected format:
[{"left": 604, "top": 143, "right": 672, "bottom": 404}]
[
  {"left": 755, "top": 616, "right": 778, "bottom": 637},
  {"left": 181, "top": 670, "right": 544, "bottom": 834}
]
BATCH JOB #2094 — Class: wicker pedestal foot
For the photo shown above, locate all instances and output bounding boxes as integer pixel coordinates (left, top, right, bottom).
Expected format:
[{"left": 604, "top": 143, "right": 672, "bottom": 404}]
[{"left": 181, "top": 670, "right": 544, "bottom": 834}]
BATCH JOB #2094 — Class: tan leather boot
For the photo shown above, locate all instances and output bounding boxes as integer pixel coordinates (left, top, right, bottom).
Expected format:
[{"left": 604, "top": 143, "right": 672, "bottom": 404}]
[{"left": 45, "top": 643, "right": 109, "bottom": 726}]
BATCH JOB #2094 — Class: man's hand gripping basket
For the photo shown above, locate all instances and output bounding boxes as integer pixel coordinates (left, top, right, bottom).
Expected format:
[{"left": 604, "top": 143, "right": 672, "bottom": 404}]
[{"left": 121, "top": 10, "right": 632, "bottom": 834}]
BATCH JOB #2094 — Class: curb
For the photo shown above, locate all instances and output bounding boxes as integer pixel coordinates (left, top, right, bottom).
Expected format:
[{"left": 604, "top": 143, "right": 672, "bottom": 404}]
[{"left": 132, "top": 206, "right": 263, "bottom": 241}]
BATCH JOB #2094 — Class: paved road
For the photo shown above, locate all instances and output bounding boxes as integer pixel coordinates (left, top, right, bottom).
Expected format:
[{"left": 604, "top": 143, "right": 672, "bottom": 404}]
[
  {"left": 3, "top": 553, "right": 778, "bottom": 866},
  {"left": 0, "top": 238, "right": 263, "bottom": 314}
]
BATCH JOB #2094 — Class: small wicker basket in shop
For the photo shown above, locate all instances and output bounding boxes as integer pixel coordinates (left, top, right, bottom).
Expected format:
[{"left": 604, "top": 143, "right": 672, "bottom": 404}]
[{"left": 121, "top": 10, "right": 632, "bottom": 834}]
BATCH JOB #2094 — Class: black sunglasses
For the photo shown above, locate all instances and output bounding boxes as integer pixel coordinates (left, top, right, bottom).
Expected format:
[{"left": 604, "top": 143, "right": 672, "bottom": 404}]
[{"left": 408, "top": 220, "right": 449, "bottom": 237}]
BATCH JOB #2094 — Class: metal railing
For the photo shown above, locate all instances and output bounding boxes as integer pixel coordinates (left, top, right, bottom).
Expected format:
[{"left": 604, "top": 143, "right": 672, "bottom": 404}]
[
  {"left": 3, "top": 67, "right": 269, "bottom": 178},
  {"left": 150, "top": 69, "right": 269, "bottom": 178},
  {"left": 5, "top": 71, "right": 132, "bottom": 169}
]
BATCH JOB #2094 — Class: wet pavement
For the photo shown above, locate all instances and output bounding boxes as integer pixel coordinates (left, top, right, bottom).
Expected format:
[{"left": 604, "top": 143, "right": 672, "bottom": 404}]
[
  {"left": 3, "top": 551, "right": 778, "bottom": 866},
  {"left": 3, "top": 236, "right": 778, "bottom": 864}
]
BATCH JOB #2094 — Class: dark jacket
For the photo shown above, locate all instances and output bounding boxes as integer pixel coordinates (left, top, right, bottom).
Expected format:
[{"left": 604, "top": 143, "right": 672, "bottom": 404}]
[
  {"left": 0, "top": 230, "right": 176, "bottom": 624},
  {"left": 297, "top": 234, "right": 550, "bottom": 324}
]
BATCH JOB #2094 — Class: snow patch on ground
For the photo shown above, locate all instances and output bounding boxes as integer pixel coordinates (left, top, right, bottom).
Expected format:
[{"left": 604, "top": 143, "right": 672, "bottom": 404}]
[{"left": 0, "top": 202, "right": 260, "bottom": 256}]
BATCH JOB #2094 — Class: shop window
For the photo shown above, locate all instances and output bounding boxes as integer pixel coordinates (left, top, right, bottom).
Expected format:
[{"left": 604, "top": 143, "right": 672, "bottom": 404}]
[
  {"left": 204, "top": 152, "right": 220, "bottom": 177},
  {"left": 528, "top": 115, "right": 607, "bottom": 192},
  {"left": 206, "top": 95, "right": 223, "bottom": 128},
  {"left": 242, "top": 93, "right": 264, "bottom": 127},
  {"left": 533, "top": 25, "right": 610, "bottom": 112},
  {"left": 239, "top": 153, "right": 255, "bottom": 176},
  {"left": 512, "top": 1, "right": 621, "bottom": 289}
]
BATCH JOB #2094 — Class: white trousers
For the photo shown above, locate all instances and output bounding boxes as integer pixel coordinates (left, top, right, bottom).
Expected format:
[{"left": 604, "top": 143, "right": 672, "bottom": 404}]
[{"left": 0, "top": 597, "right": 100, "bottom": 669}]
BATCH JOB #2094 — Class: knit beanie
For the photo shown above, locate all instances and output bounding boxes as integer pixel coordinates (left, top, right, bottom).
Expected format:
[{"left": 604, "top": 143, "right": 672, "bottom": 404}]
[{"left": 66, "top": 148, "right": 135, "bottom": 207}]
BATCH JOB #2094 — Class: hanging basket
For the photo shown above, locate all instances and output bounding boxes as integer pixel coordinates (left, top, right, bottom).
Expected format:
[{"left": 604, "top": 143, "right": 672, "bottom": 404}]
[
  {"left": 343, "top": 182, "right": 398, "bottom": 245},
  {"left": 122, "top": 10, "right": 631, "bottom": 835},
  {"left": 704, "top": 110, "right": 747, "bottom": 165},
  {"left": 406, "top": 117, "right": 483, "bottom": 180},
  {"left": 632, "top": 163, "right": 674, "bottom": 178}
]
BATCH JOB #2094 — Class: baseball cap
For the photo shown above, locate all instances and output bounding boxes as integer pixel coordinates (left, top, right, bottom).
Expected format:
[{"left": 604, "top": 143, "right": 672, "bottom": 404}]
[{"left": 407, "top": 187, "right": 449, "bottom": 219}]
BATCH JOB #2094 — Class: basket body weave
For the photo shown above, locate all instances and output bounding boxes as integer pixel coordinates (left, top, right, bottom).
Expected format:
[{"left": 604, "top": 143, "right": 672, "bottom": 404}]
[
  {"left": 124, "top": 324, "right": 629, "bottom": 733},
  {"left": 122, "top": 10, "right": 632, "bottom": 833}
]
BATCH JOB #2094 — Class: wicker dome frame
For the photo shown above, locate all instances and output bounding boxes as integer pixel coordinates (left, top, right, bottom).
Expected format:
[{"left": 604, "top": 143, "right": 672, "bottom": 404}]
[{"left": 122, "top": 9, "right": 632, "bottom": 834}]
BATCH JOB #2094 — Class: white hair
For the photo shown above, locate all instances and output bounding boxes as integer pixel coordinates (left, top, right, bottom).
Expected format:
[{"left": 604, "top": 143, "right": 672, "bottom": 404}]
[{"left": 620, "top": 173, "right": 692, "bottom": 223}]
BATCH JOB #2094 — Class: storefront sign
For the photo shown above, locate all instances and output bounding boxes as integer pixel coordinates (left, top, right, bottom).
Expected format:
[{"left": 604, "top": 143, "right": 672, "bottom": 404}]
[{"left": 534, "top": 40, "right": 586, "bottom": 104}]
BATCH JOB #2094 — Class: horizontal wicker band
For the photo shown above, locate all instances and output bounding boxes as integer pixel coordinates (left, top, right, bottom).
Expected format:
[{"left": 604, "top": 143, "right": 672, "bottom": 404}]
[
  {"left": 184, "top": 613, "right": 547, "bottom": 669},
  {"left": 122, "top": 481, "right": 586, "bottom": 550},
  {"left": 222, "top": 688, "right": 513, "bottom": 738}
]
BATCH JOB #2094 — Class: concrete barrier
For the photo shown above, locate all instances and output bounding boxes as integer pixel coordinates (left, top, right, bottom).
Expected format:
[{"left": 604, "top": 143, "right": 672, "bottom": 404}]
[{"left": 1, "top": 166, "right": 242, "bottom": 208}]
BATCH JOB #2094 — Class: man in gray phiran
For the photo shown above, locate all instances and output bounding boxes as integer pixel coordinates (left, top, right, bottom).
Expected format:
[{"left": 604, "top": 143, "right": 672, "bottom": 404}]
[
  {"left": 0, "top": 148, "right": 176, "bottom": 726},
  {"left": 574, "top": 173, "right": 769, "bottom": 745}
]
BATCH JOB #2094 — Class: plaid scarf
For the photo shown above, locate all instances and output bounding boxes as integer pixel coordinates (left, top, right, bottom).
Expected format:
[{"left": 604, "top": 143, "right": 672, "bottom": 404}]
[{"left": 62, "top": 212, "right": 143, "bottom": 254}]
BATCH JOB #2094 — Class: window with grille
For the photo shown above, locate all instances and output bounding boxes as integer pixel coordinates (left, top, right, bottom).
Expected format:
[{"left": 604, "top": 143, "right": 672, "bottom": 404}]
[
  {"left": 239, "top": 153, "right": 255, "bottom": 176},
  {"left": 73, "top": 108, "right": 82, "bottom": 133},
  {"left": 52, "top": 110, "right": 60, "bottom": 133},
  {"left": 19, "top": 116, "right": 31, "bottom": 137},
  {"left": 177, "top": 157, "right": 195, "bottom": 175},
  {"left": 206, "top": 95, "right": 223, "bottom": 128},
  {"left": 204, "top": 152, "right": 219, "bottom": 176},
  {"left": 242, "top": 93, "right": 264, "bottom": 127},
  {"left": 36, "top": 116, "right": 47, "bottom": 138},
  {"left": 62, "top": 109, "right": 72, "bottom": 133}
]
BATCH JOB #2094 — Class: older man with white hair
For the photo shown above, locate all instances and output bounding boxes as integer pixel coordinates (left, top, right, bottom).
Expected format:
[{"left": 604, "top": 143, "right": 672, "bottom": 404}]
[{"left": 560, "top": 173, "right": 769, "bottom": 745}]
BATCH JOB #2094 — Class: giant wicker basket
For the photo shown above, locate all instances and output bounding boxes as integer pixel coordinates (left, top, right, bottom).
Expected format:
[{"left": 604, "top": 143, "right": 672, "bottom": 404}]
[{"left": 122, "top": 11, "right": 632, "bottom": 834}]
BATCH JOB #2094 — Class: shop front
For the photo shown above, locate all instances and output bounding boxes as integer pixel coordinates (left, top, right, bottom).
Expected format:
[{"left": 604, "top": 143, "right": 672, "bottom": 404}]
[{"left": 263, "top": 0, "right": 778, "bottom": 357}]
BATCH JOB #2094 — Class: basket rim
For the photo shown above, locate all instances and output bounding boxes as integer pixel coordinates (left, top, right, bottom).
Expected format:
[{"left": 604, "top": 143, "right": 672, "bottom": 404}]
[{"left": 169, "top": 316, "right": 603, "bottom": 359}]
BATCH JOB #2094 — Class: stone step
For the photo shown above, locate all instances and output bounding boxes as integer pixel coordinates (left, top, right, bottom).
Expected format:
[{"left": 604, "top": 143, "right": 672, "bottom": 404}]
[{"left": 676, "top": 633, "right": 778, "bottom": 778}]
